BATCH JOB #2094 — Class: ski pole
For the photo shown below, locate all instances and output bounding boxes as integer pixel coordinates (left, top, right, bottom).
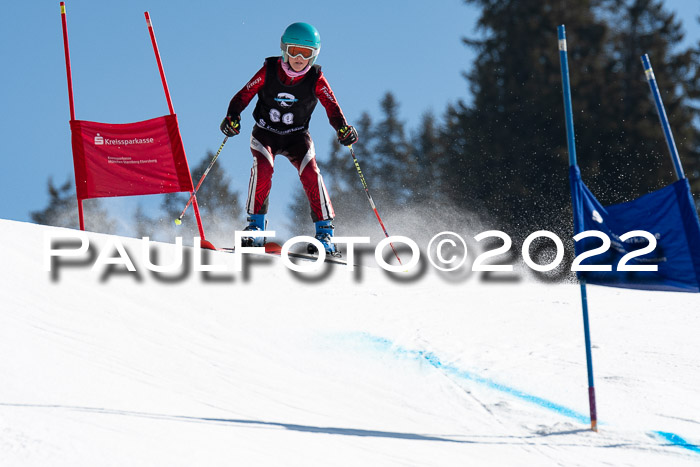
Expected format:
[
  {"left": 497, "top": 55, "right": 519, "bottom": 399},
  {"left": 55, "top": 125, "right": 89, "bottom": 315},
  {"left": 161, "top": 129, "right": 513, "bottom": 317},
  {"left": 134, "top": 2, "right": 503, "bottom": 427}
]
[
  {"left": 175, "top": 136, "right": 227, "bottom": 225},
  {"left": 348, "top": 145, "right": 403, "bottom": 265}
]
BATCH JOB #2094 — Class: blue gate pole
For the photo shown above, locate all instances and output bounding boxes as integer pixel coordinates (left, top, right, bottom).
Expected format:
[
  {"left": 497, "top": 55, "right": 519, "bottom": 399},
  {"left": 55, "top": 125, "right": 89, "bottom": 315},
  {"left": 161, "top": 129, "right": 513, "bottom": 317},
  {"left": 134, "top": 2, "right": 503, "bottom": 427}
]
[
  {"left": 641, "top": 54, "right": 685, "bottom": 181},
  {"left": 558, "top": 24, "right": 598, "bottom": 432}
]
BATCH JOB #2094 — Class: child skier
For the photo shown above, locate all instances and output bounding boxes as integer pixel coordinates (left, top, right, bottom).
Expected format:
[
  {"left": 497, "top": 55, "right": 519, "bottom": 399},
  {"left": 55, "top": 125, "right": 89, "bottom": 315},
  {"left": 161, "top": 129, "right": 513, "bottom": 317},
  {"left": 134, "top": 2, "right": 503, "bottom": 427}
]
[{"left": 220, "top": 22, "right": 357, "bottom": 257}]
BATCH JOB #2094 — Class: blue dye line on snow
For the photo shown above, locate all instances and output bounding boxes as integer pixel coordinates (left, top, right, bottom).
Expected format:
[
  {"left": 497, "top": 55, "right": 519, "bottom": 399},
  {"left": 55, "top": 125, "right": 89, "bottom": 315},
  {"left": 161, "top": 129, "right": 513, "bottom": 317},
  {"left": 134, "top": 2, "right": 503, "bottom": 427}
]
[
  {"left": 348, "top": 332, "right": 700, "bottom": 455},
  {"left": 350, "top": 332, "right": 590, "bottom": 424},
  {"left": 654, "top": 431, "right": 700, "bottom": 454}
]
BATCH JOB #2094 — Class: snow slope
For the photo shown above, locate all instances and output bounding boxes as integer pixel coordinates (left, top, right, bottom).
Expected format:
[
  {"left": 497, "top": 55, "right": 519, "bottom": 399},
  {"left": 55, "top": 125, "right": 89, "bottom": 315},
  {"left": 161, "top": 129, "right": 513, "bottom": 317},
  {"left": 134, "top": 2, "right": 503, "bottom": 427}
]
[{"left": 0, "top": 218, "right": 699, "bottom": 466}]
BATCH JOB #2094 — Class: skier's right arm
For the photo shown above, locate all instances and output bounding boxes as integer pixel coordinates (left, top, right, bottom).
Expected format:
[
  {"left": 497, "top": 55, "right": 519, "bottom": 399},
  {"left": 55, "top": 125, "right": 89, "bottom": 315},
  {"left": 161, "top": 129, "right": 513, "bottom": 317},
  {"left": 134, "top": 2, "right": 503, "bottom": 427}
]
[{"left": 221, "top": 65, "right": 266, "bottom": 137}]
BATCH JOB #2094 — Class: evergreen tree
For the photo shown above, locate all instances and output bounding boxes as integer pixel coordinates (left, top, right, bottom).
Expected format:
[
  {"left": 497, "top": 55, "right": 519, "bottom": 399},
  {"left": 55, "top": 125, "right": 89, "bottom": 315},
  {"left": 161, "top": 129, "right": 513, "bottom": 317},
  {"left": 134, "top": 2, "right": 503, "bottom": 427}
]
[
  {"left": 314, "top": 93, "right": 418, "bottom": 236},
  {"left": 134, "top": 204, "right": 153, "bottom": 239},
  {"left": 448, "top": 0, "right": 699, "bottom": 237},
  {"left": 30, "top": 176, "right": 116, "bottom": 233},
  {"left": 588, "top": 0, "right": 700, "bottom": 199},
  {"left": 449, "top": 0, "right": 609, "bottom": 236},
  {"left": 318, "top": 112, "right": 379, "bottom": 234},
  {"left": 408, "top": 111, "right": 447, "bottom": 209},
  {"left": 286, "top": 185, "right": 315, "bottom": 234},
  {"left": 371, "top": 93, "right": 415, "bottom": 208},
  {"left": 137, "top": 152, "right": 243, "bottom": 245}
]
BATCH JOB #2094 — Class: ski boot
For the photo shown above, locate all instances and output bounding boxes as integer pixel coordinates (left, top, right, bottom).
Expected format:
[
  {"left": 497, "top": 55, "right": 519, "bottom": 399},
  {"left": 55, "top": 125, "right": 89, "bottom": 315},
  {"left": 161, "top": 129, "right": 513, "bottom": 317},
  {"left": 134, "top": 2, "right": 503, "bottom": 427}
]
[
  {"left": 241, "top": 214, "right": 267, "bottom": 247},
  {"left": 308, "top": 219, "right": 341, "bottom": 257}
]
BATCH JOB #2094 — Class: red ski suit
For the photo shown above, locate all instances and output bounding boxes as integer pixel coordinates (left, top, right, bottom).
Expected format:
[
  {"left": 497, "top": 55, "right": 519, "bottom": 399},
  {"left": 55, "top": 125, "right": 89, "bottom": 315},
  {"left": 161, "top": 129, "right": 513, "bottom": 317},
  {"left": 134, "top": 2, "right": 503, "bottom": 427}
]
[{"left": 226, "top": 57, "right": 348, "bottom": 222}]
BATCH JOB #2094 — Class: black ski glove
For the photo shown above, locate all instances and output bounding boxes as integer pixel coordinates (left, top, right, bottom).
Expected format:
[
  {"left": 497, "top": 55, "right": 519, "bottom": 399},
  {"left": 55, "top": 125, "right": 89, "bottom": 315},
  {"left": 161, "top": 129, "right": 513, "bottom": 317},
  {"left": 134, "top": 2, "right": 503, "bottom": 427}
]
[
  {"left": 337, "top": 125, "right": 358, "bottom": 146},
  {"left": 220, "top": 115, "right": 241, "bottom": 137}
]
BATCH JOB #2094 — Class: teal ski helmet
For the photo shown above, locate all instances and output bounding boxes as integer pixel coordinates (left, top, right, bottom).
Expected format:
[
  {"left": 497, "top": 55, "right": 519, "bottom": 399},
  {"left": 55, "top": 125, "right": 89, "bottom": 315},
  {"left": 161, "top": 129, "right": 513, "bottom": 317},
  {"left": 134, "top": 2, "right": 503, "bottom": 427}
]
[{"left": 281, "top": 22, "right": 321, "bottom": 66}]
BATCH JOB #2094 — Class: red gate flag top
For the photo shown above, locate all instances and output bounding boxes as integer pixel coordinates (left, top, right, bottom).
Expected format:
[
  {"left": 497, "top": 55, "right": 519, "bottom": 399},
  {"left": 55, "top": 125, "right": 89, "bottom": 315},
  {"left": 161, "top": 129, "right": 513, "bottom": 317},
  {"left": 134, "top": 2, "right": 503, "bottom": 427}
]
[{"left": 70, "top": 115, "right": 194, "bottom": 200}]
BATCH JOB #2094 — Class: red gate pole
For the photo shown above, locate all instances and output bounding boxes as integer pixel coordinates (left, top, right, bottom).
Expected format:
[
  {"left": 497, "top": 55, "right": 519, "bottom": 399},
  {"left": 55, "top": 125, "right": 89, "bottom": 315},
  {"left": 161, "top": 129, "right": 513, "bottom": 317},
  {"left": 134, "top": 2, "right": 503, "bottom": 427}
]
[
  {"left": 144, "top": 11, "right": 175, "bottom": 115},
  {"left": 60, "top": 3, "right": 75, "bottom": 121},
  {"left": 60, "top": 2, "right": 85, "bottom": 230},
  {"left": 144, "top": 12, "right": 207, "bottom": 241}
]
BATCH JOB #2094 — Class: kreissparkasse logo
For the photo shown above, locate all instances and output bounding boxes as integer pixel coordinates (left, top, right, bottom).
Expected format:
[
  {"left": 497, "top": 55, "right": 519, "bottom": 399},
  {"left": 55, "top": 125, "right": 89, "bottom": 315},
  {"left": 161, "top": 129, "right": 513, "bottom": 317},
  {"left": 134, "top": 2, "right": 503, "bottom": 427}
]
[{"left": 94, "top": 133, "right": 104, "bottom": 145}]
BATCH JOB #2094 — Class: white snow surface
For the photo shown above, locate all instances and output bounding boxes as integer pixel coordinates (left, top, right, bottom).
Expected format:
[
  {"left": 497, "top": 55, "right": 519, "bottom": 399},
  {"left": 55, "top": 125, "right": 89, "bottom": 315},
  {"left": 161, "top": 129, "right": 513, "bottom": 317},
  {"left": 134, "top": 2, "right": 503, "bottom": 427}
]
[{"left": 1, "top": 218, "right": 699, "bottom": 466}]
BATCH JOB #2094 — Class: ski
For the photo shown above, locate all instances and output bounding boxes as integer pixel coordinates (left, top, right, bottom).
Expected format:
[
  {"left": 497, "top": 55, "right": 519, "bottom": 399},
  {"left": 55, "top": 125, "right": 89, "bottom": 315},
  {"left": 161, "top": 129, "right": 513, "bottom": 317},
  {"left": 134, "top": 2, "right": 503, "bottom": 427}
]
[
  {"left": 212, "top": 242, "right": 348, "bottom": 266},
  {"left": 263, "top": 242, "right": 348, "bottom": 266}
]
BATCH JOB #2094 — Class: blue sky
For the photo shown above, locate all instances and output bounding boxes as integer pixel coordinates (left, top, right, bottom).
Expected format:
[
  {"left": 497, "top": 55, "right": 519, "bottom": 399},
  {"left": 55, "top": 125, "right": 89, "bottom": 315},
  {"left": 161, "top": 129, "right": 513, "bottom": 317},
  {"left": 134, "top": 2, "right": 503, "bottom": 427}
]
[{"left": 0, "top": 0, "right": 698, "bottom": 239}]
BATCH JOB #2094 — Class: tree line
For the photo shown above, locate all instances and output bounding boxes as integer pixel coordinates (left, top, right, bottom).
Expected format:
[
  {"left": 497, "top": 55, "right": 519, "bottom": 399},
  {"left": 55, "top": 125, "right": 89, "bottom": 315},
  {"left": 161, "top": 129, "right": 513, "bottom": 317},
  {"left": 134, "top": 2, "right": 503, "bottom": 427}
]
[{"left": 306, "top": 0, "right": 700, "bottom": 243}]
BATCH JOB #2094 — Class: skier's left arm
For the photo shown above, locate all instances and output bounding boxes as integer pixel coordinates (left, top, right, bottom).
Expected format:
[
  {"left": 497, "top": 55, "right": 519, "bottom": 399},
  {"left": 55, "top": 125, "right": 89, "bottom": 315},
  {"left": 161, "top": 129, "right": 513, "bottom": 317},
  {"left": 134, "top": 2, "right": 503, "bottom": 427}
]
[{"left": 315, "top": 72, "right": 358, "bottom": 146}]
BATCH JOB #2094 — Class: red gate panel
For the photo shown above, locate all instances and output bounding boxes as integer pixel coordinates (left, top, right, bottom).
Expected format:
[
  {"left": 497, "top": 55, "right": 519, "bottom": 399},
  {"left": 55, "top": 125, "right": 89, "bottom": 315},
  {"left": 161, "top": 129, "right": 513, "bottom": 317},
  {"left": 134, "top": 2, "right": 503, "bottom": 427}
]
[{"left": 70, "top": 115, "right": 194, "bottom": 200}]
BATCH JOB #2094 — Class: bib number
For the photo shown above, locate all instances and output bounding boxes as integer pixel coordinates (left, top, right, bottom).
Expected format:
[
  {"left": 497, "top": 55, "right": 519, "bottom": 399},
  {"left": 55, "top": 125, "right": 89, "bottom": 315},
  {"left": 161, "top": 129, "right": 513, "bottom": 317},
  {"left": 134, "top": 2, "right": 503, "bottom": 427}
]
[{"left": 269, "top": 109, "right": 294, "bottom": 125}]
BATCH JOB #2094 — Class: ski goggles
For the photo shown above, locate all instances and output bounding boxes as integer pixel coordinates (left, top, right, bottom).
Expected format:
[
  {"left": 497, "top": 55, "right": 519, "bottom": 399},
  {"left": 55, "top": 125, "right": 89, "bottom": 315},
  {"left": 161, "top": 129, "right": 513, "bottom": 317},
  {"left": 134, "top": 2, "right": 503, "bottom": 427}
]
[{"left": 285, "top": 44, "right": 318, "bottom": 60}]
